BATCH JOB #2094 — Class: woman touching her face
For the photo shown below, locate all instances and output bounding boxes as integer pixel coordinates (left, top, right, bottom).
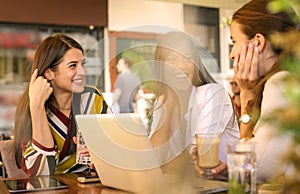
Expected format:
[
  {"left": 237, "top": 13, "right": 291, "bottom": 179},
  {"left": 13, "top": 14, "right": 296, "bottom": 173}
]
[
  {"left": 14, "top": 34, "right": 107, "bottom": 176},
  {"left": 229, "top": 0, "right": 297, "bottom": 182},
  {"left": 229, "top": 0, "right": 297, "bottom": 139}
]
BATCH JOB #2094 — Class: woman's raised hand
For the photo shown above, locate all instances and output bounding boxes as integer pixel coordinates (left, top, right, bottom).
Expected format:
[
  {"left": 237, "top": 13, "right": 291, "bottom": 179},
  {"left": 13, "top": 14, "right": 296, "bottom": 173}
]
[
  {"left": 29, "top": 69, "right": 53, "bottom": 109},
  {"left": 233, "top": 43, "right": 260, "bottom": 90}
]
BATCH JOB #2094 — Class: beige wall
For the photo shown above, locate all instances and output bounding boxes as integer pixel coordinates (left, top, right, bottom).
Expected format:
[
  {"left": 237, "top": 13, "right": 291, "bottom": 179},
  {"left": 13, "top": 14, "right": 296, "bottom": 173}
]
[
  {"left": 108, "top": 0, "right": 184, "bottom": 32},
  {"left": 106, "top": 0, "right": 185, "bottom": 91},
  {"left": 151, "top": 0, "right": 249, "bottom": 9},
  {"left": 106, "top": 0, "right": 235, "bottom": 91}
]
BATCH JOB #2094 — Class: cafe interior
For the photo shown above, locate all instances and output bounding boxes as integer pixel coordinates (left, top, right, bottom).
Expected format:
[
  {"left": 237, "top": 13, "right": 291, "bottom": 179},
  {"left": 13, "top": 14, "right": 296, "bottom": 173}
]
[
  {"left": 0, "top": 0, "right": 242, "bottom": 139},
  {"left": 0, "top": 0, "right": 300, "bottom": 193}
]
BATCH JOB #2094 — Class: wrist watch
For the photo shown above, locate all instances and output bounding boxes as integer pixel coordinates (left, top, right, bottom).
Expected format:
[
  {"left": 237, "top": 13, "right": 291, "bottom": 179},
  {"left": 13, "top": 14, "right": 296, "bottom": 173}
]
[{"left": 240, "top": 113, "right": 251, "bottom": 124}]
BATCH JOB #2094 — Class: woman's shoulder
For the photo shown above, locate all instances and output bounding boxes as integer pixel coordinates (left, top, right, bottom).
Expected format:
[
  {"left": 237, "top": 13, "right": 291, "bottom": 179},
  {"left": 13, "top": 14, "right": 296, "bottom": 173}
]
[
  {"left": 265, "top": 71, "right": 289, "bottom": 86},
  {"left": 82, "top": 86, "right": 108, "bottom": 113},
  {"left": 83, "top": 85, "right": 104, "bottom": 97},
  {"left": 263, "top": 71, "right": 290, "bottom": 97},
  {"left": 261, "top": 71, "right": 290, "bottom": 115}
]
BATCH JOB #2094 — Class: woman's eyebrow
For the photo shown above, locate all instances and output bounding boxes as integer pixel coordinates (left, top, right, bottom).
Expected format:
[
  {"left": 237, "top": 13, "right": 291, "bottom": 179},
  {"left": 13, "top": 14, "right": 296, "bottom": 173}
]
[{"left": 67, "top": 60, "right": 79, "bottom": 64}]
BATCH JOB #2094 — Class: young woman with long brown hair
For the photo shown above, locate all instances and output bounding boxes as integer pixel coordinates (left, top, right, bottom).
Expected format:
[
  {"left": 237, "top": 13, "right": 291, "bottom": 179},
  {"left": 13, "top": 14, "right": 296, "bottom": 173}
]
[
  {"left": 14, "top": 34, "right": 107, "bottom": 176},
  {"left": 230, "top": 0, "right": 297, "bottom": 181}
]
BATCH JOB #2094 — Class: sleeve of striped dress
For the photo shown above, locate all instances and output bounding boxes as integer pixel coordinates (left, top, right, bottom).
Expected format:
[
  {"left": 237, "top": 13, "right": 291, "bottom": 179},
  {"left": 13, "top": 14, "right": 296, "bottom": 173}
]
[{"left": 21, "top": 139, "right": 58, "bottom": 176}]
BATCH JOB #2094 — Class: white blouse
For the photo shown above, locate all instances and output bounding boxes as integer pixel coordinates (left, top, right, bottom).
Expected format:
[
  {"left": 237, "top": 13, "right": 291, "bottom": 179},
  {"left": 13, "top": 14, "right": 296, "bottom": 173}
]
[
  {"left": 150, "top": 83, "right": 240, "bottom": 163},
  {"left": 187, "top": 83, "right": 240, "bottom": 163}
]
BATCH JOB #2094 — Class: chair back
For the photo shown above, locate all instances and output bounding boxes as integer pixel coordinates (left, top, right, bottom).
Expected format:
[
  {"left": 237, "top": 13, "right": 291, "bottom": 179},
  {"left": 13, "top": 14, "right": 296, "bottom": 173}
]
[{"left": 0, "top": 139, "right": 27, "bottom": 178}]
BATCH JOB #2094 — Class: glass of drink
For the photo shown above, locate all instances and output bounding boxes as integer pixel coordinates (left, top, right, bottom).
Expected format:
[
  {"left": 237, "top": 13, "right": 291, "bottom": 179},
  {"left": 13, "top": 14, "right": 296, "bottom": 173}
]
[
  {"left": 76, "top": 130, "right": 92, "bottom": 165},
  {"left": 195, "top": 133, "right": 220, "bottom": 179},
  {"left": 227, "top": 140, "right": 256, "bottom": 194}
]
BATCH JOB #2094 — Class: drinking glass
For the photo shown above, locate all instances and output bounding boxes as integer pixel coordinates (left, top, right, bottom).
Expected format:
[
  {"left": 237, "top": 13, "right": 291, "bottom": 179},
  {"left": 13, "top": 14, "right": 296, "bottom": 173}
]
[
  {"left": 227, "top": 140, "right": 256, "bottom": 194},
  {"left": 76, "top": 130, "right": 92, "bottom": 165},
  {"left": 195, "top": 133, "right": 220, "bottom": 179}
]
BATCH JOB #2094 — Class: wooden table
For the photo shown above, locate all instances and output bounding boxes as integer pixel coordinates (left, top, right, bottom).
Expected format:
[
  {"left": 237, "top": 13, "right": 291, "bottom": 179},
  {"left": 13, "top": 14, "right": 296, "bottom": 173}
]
[
  {"left": 0, "top": 173, "right": 230, "bottom": 194},
  {"left": 0, "top": 173, "right": 130, "bottom": 194}
]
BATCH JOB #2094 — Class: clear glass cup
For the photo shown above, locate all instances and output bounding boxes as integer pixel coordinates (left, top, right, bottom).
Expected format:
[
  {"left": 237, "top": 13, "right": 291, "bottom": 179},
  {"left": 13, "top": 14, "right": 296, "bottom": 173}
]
[
  {"left": 227, "top": 140, "right": 256, "bottom": 194},
  {"left": 195, "top": 133, "right": 220, "bottom": 179},
  {"left": 76, "top": 130, "right": 92, "bottom": 165}
]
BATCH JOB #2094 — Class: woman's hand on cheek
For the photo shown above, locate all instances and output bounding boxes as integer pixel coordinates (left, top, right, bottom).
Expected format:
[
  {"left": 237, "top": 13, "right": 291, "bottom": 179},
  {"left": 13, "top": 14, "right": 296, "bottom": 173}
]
[{"left": 234, "top": 43, "right": 260, "bottom": 91}]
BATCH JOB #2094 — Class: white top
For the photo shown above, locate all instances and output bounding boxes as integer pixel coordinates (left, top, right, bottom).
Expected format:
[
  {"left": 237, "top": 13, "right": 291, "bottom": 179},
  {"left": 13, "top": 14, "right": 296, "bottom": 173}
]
[
  {"left": 253, "top": 71, "right": 293, "bottom": 182},
  {"left": 187, "top": 84, "right": 240, "bottom": 163},
  {"left": 150, "top": 83, "right": 240, "bottom": 163}
]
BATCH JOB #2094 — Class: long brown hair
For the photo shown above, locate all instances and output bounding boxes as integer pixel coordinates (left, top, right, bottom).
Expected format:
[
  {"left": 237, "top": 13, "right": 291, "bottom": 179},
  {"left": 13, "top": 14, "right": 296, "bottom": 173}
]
[
  {"left": 147, "top": 31, "right": 218, "bottom": 136},
  {"left": 232, "top": 0, "right": 297, "bottom": 56},
  {"left": 232, "top": 0, "right": 297, "bottom": 126},
  {"left": 14, "top": 34, "right": 84, "bottom": 167}
]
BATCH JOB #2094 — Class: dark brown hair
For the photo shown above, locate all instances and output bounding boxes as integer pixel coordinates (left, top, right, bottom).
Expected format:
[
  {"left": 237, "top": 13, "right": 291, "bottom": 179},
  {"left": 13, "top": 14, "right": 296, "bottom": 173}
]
[
  {"left": 232, "top": 0, "right": 297, "bottom": 55},
  {"left": 14, "top": 34, "right": 84, "bottom": 167},
  {"left": 232, "top": 0, "right": 298, "bottom": 128}
]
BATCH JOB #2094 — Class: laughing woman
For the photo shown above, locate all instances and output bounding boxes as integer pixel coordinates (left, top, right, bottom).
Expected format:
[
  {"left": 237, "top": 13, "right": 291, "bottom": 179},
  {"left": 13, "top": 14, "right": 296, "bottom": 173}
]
[{"left": 14, "top": 34, "right": 107, "bottom": 176}]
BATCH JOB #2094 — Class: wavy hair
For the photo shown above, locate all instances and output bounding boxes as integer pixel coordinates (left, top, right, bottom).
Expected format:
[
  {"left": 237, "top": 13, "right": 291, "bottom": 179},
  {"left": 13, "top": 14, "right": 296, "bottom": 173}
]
[{"left": 14, "top": 34, "right": 83, "bottom": 167}]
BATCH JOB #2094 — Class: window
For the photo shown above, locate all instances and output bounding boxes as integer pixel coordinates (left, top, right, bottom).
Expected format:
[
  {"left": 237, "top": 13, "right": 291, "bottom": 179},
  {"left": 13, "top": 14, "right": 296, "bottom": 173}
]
[
  {"left": 184, "top": 5, "right": 220, "bottom": 73},
  {"left": 0, "top": 23, "right": 104, "bottom": 136},
  {"left": 0, "top": 24, "right": 104, "bottom": 88}
]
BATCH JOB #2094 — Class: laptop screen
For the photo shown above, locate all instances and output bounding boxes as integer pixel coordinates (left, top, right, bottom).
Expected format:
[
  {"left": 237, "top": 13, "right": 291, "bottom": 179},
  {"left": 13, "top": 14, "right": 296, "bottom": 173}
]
[{"left": 75, "top": 113, "right": 228, "bottom": 193}]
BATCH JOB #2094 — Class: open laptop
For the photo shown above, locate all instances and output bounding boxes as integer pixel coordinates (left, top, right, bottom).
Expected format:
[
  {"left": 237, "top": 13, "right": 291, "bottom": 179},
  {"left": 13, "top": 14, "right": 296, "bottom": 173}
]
[{"left": 75, "top": 113, "right": 228, "bottom": 194}]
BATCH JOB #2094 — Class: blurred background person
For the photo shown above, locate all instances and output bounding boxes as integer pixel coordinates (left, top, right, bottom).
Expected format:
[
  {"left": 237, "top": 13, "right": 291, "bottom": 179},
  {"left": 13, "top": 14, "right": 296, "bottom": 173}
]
[{"left": 112, "top": 57, "right": 143, "bottom": 113}]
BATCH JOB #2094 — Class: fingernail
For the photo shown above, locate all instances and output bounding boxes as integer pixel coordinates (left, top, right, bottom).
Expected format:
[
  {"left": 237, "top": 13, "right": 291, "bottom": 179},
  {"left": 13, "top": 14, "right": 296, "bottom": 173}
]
[
  {"left": 255, "top": 47, "right": 258, "bottom": 52},
  {"left": 248, "top": 43, "right": 253, "bottom": 48}
]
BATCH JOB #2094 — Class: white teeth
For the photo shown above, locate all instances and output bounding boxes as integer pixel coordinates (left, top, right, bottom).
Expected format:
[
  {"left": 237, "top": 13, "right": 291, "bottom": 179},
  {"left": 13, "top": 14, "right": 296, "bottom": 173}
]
[{"left": 73, "top": 80, "right": 83, "bottom": 83}]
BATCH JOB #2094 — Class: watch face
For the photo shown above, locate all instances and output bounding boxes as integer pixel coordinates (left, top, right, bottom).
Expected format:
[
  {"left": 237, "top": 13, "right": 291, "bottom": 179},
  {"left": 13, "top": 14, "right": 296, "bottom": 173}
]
[{"left": 241, "top": 114, "right": 250, "bottom": 124}]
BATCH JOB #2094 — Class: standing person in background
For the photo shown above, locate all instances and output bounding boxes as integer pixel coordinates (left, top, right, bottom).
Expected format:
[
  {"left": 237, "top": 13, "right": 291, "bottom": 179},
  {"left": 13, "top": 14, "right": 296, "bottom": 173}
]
[
  {"left": 230, "top": 78, "right": 241, "bottom": 118},
  {"left": 230, "top": 0, "right": 297, "bottom": 181},
  {"left": 149, "top": 31, "right": 240, "bottom": 179},
  {"left": 112, "top": 57, "right": 143, "bottom": 113},
  {"left": 14, "top": 34, "right": 107, "bottom": 176}
]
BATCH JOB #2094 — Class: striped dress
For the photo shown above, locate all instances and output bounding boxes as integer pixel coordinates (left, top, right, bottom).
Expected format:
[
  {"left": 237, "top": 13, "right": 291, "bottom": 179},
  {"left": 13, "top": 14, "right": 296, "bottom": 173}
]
[{"left": 21, "top": 86, "right": 107, "bottom": 176}]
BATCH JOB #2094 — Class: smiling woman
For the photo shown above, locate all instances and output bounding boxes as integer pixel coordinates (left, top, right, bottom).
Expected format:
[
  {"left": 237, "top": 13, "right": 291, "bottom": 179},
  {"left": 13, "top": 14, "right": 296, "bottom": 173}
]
[
  {"left": 13, "top": 34, "right": 108, "bottom": 177},
  {"left": 148, "top": 31, "right": 240, "bottom": 180},
  {"left": 43, "top": 48, "right": 87, "bottom": 94}
]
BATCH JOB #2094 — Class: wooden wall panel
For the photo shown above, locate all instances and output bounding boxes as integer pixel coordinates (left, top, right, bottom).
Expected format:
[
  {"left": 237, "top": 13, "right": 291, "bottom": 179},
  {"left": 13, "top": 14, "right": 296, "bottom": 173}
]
[{"left": 0, "top": 0, "right": 107, "bottom": 27}]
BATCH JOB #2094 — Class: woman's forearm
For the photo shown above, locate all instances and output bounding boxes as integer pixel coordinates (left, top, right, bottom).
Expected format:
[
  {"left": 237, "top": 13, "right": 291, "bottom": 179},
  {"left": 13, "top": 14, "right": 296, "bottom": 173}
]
[
  {"left": 239, "top": 89, "right": 262, "bottom": 139},
  {"left": 30, "top": 106, "right": 54, "bottom": 148}
]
